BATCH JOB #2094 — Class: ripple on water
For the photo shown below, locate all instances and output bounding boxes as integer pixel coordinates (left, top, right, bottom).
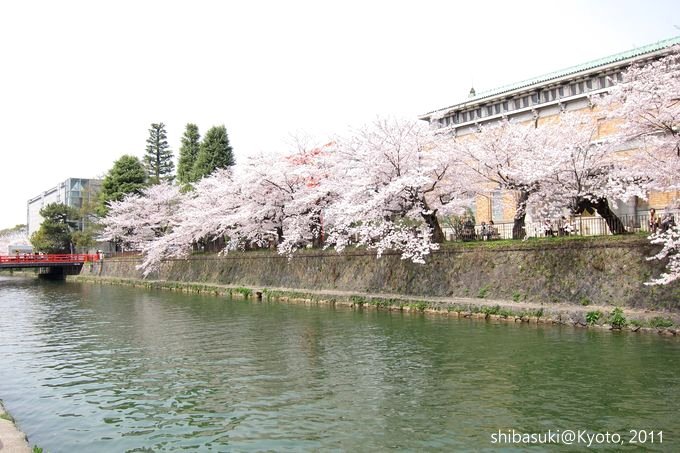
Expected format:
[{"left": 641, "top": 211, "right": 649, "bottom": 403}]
[{"left": 0, "top": 278, "right": 679, "bottom": 451}]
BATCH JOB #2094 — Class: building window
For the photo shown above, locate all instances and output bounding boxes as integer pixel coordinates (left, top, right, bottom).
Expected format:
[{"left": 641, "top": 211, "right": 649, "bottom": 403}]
[
  {"left": 531, "top": 93, "right": 539, "bottom": 104},
  {"left": 586, "top": 79, "right": 592, "bottom": 90},
  {"left": 487, "top": 106, "right": 493, "bottom": 116},
  {"left": 494, "top": 104, "right": 501, "bottom": 114},
  {"left": 616, "top": 72, "right": 623, "bottom": 82},
  {"left": 558, "top": 86, "right": 564, "bottom": 97},
  {"left": 522, "top": 97, "right": 529, "bottom": 108},
  {"left": 514, "top": 99, "right": 521, "bottom": 110},
  {"left": 597, "top": 76, "right": 606, "bottom": 89},
  {"left": 502, "top": 101, "right": 508, "bottom": 111},
  {"left": 570, "top": 84, "right": 577, "bottom": 96}
]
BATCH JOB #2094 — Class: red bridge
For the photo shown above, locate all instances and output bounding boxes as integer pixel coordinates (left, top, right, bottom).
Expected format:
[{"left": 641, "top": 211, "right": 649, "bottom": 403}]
[{"left": 0, "top": 254, "right": 100, "bottom": 279}]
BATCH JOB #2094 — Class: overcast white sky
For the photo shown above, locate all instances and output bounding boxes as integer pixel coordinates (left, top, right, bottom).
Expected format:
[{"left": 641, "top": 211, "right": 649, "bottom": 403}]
[{"left": 0, "top": 0, "right": 678, "bottom": 228}]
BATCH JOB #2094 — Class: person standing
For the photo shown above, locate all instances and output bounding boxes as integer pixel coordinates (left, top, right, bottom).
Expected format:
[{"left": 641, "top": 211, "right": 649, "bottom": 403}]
[{"left": 649, "top": 208, "right": 660, "bottom": 233}]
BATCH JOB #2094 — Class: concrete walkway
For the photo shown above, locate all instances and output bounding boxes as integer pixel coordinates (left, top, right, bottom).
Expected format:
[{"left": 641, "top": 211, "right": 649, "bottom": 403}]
[{"left": 0, "top": 402, "right": 30, "bottom": 453}]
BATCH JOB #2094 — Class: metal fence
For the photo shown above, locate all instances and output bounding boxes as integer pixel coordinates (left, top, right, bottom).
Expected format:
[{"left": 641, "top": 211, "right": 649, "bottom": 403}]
[{"left": 444, "top": 211, "right": 679, "bottom": 241}]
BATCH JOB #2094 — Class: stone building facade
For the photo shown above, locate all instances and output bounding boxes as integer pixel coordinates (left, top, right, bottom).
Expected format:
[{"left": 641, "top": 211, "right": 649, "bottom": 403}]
[{"left": 419, "top": 36, "right": 680, "bottom": 227}]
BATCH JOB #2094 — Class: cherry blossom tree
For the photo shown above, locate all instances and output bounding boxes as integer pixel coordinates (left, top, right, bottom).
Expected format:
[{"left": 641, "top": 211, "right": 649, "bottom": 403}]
[
  {"left": 137, "top": 169, "right": 241, "bottom": 274},
  {"left": 527, "top": 112, "right": 645, "bottom": 233},
  {"left": 99, "top": 183, "right": 183, "bottom": 252},
  {"left": 602, "top": 45, "right": 680, "bottom": 285},
  {"left": 225, "top": 144, "right": 336, "bottom": 255},
  {"left": 0, "top": 227, "right": 29, "bottom": 253},
  {"left": 323, "top": 118, "right": 471, "bottom": 263},
  {"left": 646, "top": 220, "right": 680, "bottom": 285},
  {"left": 452, "top": 119, "right": 549, "bottom": 239},
  {"left": 137, "top": 144, "right": 338, "bottom": 275},
  {"left": 602, "top": 45, "right": 680, "bottom": 190}
]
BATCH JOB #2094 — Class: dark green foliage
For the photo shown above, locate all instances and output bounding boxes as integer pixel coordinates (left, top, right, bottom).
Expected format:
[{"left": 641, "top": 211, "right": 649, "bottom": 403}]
[
  {"left": 177, "top": 123, "right": 201, "bottom": 184},
  {"left": 192, "top": 125, "right": 234, "bottom": 180},
  {"left": 144, "top": 122, "right": 174, "bottom": 184},
  {"left": 98, "top": 155, "right": 147, "bottom": 215},
  {"left": 608, "top": 307, "right": 627, "bottom": 329},
  {"left": 586, "top": 310, "right": 602, "bottom": 325},
  {"left": 30, "top": 203, "right": 80, "bottom": 253}
]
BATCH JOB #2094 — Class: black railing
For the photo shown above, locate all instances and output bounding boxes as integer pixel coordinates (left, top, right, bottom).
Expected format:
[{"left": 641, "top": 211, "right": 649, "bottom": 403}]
[{"left": 444, "top": 211, "right": 678, "bottom": 241}]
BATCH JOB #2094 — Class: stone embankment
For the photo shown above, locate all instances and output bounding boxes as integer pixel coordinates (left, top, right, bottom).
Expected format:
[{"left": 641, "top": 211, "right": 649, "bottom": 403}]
[
  {"left": 0, "top": 401, "right": 30, "bottom": 453},
  {"left": 80, "top": 236, "right": 679, "bottom": 310}
]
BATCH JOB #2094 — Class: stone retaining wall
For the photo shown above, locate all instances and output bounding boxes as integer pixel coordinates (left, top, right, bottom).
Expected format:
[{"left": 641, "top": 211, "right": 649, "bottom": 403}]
[{"left": 81, "top": 237, "right": 679, "bottom": 311}]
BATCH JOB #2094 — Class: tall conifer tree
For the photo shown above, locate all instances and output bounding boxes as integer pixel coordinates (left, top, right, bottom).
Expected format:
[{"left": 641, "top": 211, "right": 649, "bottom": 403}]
[
  {"left": 144, "top": 122, "right": 174, "bottom": 184},
  {"left": 177, "top": 123, "right": 201, "bottom": 184},
  {"left": 97, "top": 155, "right": 148, "bottom": 216},
  {"left": 192, "top": 125, "right": 234, "bottom": 180}
]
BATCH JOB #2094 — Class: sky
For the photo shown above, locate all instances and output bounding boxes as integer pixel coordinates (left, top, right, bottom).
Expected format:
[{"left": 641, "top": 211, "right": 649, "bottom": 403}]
[{"left": 0, "top": 0, "right": 678, "bottom": 228}]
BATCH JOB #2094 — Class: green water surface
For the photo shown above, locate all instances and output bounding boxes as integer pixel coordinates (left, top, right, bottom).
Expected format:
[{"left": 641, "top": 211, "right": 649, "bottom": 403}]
[{"left": 0, "top": 276, "right": 678, "bottom": 452}]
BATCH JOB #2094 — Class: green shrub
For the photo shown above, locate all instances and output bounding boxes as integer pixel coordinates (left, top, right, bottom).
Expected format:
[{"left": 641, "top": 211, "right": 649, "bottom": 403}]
[
  {"left": 409, "top": 302, "right": 428, "bottom": 312},
  {"left": 482, "top": 305, "right": 501, "bottom": 316},
  {"left": 512, "top": 292, "right": 521, "bottom": 302},
  {"left": 350, "top": 296, "right": 367, "bottom": 306},
  {"left": 498, "top": 308, "right": 514, "bottom": 318},
  {"left": 586, "top": 310, "right": 602, "bottom": 325},
  {"left": 235, "top": 287, "right": 252, "bottom": 298},
  {"left": 609, "top": 307, "right": 627, "bottom": 329},
  {"left": 478, "top": 286, "right": 489, "bottom": 299},
  {"left": 579, "top": 297, "right": 591, "bottom": 306}
]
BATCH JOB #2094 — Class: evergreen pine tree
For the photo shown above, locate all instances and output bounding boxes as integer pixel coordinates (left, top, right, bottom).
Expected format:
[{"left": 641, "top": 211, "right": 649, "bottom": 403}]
[
  {"left": 144, "top": 122, "right": 174, "bottom": 184},
  {"left": 177, "top": 123, "right": 201, "bottom": 184},
  {"left": 97, "top": 155, "right": 148, "bottom": 216},
  {"left": 192, "top": 125, "right": 234, "bottom": 180}
]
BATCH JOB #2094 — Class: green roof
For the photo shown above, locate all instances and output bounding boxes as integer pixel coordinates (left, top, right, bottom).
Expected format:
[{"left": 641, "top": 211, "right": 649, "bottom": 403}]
[{"left": 422, "top": 35, "right": 680, "bottom": 118}]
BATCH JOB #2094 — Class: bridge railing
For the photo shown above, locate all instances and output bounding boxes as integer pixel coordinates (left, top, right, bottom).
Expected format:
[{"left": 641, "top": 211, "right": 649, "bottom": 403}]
[{"left": 0, "top": 254, "right": 100, "bottom": 264}]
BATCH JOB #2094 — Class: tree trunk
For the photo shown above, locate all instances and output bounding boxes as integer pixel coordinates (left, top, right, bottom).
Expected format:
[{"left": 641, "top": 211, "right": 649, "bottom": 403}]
[
  {"left": 276, "top": 226, "right": 284, "bottom": 244},
  {"left": 421, "top": 210, "right": 445, "bottom": 243},
  {"left": 575, "top": 197, "right": 626, "bottom": 235},
  {"left": 512, "top": 190, "right": 530, "bottom": 240}
]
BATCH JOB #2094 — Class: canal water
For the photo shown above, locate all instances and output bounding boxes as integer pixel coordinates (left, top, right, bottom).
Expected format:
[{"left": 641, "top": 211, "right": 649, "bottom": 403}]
[{"left": 0, "top": 276, "right": 678, "bottom": 452}]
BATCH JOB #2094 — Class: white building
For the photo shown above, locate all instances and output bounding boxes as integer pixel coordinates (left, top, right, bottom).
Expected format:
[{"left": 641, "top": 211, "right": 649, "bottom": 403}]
[{"left": 27, "top": 178, "right": 102, "bottom": 236}]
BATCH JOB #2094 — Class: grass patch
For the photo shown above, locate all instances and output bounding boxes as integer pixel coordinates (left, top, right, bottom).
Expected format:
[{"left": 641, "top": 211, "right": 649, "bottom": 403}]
[
  {"left": 477, "top": 286, "right": 489, "bottom": 299},
  {"left": 234, "top": 287, "right": 253, "bottom": 298},
  {"left": 413, "top": 302, "right": 428, "bottom": 311},
  {"left": 648, "top": 316, "right": 674, "bottom": 328}
]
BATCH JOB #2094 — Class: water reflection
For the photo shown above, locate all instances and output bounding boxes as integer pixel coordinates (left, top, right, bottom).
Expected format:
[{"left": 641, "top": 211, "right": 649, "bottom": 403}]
[{"left": 0, "top": 276, "right": 678, "bottom": 451}]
